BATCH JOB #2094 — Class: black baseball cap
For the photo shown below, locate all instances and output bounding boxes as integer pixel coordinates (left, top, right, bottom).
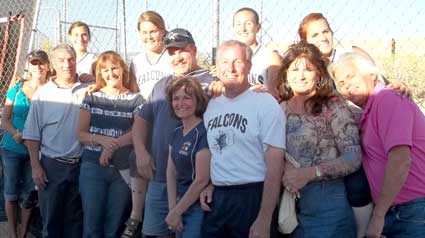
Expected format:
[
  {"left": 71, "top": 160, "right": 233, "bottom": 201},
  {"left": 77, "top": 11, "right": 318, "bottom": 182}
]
[
  {"left": 164, "top": 28, "right": 195, "bottom": 49},
  {"left": 27, "top": 50, "right": 49, "bottom": 64}
]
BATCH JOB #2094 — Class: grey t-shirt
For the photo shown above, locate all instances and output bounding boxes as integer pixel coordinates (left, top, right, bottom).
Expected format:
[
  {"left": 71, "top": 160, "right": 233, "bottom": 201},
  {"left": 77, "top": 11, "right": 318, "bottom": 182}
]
[
  {"left": 138, "top": 69, "right": 213, "bottom": 183},
  {"left": 22, "top": 80, "right": 89, "bottom": 158}
]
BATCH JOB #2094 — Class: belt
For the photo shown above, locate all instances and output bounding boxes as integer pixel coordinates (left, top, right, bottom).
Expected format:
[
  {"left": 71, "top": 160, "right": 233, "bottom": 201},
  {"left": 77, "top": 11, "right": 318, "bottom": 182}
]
[{"left": 52, "top": 157, "right": 81, "bottom": 164}]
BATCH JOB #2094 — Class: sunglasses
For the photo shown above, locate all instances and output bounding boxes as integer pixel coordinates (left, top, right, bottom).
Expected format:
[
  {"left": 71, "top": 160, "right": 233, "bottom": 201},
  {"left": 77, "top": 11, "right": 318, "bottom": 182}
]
[{"left": 29, "top": 60, "right": 46, "bottom": 66}]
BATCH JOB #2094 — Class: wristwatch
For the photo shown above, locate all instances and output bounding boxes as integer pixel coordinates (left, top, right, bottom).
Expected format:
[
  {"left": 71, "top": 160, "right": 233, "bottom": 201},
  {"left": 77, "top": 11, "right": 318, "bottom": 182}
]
[{"left": 315, "top": 166, "right": 322, "bottom": 177}]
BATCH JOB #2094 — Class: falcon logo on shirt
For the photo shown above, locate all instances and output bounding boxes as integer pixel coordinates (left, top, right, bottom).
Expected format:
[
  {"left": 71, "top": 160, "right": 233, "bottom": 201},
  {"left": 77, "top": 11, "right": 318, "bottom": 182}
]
[{"left": 212, "top": 129, "right": 235, "bottom": 153}]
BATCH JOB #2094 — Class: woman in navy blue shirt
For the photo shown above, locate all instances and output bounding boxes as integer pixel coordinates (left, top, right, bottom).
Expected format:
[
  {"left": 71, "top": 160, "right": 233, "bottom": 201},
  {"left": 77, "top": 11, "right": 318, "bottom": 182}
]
[{"left": 165, "top": 77, "right": 210, "bottom": 238}]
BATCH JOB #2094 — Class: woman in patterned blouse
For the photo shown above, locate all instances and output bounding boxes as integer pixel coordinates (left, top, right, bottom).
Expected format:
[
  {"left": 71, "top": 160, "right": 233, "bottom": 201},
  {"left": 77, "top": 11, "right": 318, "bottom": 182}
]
[{"left": 276, "top": 42, "right": 361, "bottom": 238}]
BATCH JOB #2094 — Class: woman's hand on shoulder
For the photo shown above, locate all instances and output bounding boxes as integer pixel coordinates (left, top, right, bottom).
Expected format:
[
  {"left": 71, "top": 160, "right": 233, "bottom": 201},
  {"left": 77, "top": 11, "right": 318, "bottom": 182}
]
[
  {"left": 387, "top": 80, "right": 412, "bottom": 99},
  {"left": 84, "top": 84, "right": 101, "bottom": 96}
]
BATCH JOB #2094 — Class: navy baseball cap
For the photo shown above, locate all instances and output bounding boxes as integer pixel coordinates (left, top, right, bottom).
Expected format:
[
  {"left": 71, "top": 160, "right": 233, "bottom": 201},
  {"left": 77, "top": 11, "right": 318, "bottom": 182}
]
[{"left": 164, "top": 28, "right": 195, "bottom": 49}]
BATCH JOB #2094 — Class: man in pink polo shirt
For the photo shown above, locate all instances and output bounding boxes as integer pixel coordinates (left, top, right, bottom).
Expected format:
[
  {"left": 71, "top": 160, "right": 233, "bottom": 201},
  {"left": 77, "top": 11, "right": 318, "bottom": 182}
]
[{"left": 329, "top": 52, "right": 425, "bottom": 238}]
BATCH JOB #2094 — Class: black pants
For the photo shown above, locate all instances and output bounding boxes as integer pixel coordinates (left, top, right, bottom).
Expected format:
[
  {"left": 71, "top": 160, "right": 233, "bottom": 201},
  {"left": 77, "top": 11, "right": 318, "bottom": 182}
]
[
  {"left": 344, "top": 165, "right": 372, "bottom": 207},
  {"left": 202, "top": 182, "right": 279, "bottom": 238}
]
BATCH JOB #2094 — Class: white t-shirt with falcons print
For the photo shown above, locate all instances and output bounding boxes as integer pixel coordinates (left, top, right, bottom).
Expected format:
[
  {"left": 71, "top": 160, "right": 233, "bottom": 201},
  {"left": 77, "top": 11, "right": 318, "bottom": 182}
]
[{"left": 203, "top": 89, "right": 286, "bottom": 186}]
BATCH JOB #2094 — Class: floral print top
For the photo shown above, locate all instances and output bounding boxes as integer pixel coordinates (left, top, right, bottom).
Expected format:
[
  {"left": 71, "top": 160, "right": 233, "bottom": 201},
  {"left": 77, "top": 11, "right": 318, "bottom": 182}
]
[{"left": 282, "top": 97, "right": 362, "bottom": 179}]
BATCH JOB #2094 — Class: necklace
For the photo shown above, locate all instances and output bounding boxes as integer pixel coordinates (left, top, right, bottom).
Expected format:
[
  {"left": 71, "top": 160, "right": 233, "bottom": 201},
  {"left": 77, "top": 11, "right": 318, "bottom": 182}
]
[{"left": 101, "top": 87, "right": 128, "bottom": 109}]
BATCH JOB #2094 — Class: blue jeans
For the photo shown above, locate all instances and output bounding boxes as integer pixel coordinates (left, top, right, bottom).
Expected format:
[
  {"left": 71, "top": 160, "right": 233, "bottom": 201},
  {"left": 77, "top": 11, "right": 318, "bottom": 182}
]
[
  {"left": 79, "top": 161, "right": 131, "bottom": 238},
  {"left": 294, "top": 179, "right": 356, "bottom": 238},
  {"left": 382, "top": 197, "right": 425, "bottom": 238},
  {"left": 39, "top": 155, "right": 83, "bottom": 238},
  {"left": 1, "top": 149, "right": 34, "bottom": 201},
  {"left": 142, "top": 181, "right": 173, "bottom": 236},
  {"left": 176, "top": 203, "right": 204, "bottom": 238}
]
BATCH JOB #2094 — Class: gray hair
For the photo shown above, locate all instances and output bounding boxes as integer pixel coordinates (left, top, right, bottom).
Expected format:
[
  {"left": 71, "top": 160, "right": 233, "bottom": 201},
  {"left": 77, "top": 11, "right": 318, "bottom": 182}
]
[
  {"left": 217, "top": 40, "right": 253, "bottom": 63},
  {"left": 51, "top": 43, "right": 77, "bottom": 61},
  {"left": 328, "top": 52, "right": 383, "bottom": 82}
]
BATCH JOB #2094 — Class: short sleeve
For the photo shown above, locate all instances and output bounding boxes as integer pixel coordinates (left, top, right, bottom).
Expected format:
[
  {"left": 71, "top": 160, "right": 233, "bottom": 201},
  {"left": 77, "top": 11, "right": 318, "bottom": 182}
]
[
  {"left": 80, "top": 93, "right": 93, "bottom": 110},
  {"left": 375, "top": 92, "right": 414, "bottom": 154},
  {"left": 168, "top": 127, "right": 180, "bottom": 147},
  {"left": 133, "top": 94, "right": 146, "bottom": 114},
  {"left": 22, "top": 89, "right": 42, "bottom": 141},
  {"left": 138, "top": 90, "right": 155, "bottom": 124},
  {"left": 196, "top": 124, "right": 209, "bottom": 151},
  {"left": 259, "top": 94, "right": 286, "bottom": 149}
]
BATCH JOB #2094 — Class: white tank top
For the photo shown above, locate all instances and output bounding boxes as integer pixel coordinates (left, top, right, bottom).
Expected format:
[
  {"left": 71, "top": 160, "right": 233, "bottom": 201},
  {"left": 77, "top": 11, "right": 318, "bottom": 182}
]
[
  {"left": 249, "top": 44, "right": 273, "bottom": 86},
  {"left": 77, "top": 52, "right": 96, "bottom": 75}
]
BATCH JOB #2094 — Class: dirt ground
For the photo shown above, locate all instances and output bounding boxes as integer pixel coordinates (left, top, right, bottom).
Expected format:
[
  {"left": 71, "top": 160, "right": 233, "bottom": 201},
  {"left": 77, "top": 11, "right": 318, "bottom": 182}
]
[
  {"left": 0, "top": 222, "right": 36, "bottom": 237},
  {"left": 0, "top": 222, "right": 11, "bottom": 237}
]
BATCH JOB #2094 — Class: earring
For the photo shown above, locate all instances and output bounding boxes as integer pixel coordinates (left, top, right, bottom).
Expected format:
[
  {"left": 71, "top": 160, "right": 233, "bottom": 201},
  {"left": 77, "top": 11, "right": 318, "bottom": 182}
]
[{"left": 315, "top": 77, "right": 323, "bottom": 90}]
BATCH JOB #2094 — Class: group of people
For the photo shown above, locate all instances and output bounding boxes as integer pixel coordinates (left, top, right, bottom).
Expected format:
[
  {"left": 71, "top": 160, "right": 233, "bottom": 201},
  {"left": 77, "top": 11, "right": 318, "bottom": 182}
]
[{"left": 1, "top": 7, "right": 424, "bottom": 238}]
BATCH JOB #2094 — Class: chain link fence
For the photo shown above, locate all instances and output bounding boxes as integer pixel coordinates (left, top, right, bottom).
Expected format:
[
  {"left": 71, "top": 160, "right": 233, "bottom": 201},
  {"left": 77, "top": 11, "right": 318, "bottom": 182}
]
[
  {"left": 1, "top": 0, "right": 425, "bottom": 104},
  {"left": 0, "top": 0, "right": 424, "bottom": 235}
]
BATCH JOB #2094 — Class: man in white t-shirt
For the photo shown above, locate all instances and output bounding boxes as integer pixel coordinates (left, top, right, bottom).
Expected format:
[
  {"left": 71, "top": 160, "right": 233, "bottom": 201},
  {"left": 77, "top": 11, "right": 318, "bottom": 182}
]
[{"left": 201, "top": 40, "right": 286, "bottom": 238}]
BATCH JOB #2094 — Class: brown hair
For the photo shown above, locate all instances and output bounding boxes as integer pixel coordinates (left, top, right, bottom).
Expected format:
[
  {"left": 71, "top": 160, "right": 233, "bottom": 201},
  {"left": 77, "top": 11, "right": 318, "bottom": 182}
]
[
  {"left": 137, "top": 11, "right": 166, "bottom": 32},
  {"left": 233, "top": 7, "right": 260, "bottom": 25},
  {"left": 95, "top": 51, "right": 129, "bottom": 89},
  {"left": 277, "top": 42, "right": 336, "bottom": 114},
  {"left": 68, "top": 21, "right": 91, "bottom": 39},
  {"left": 166, "top": 76, "right": 208, "bottom": 119},
  {"left": 298, "top": 13, "right": 332, "bottom": 41}
]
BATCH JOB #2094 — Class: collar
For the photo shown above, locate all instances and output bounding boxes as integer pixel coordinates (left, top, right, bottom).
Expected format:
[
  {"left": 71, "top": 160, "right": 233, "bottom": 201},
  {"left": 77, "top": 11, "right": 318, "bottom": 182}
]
[
  {"left": 145, "top": 48, "right": 166, "bottom": 65},
  {"left": 77, "top": 52, "right": 89, "bottom": 65},
  {"left": 252, "top": 43, "right": 262, "bottom": 57},
  {"left": 51, "top": 76, "right": 80, "bottom": 89},
  {"left": 359, "top": 83, "right": 385, "bottom": 125}
]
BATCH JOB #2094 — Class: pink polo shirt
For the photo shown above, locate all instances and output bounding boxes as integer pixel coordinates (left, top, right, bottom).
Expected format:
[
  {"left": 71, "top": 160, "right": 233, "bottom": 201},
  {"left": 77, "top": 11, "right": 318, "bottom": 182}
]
[{"left": 360, "top": 83, "right": 425, "bottom": 205}]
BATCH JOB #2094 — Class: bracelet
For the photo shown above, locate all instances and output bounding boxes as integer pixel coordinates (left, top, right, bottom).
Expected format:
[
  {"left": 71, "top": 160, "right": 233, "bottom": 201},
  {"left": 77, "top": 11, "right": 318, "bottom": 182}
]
[{"left": 13, "top": 129, "right": 19, "bottom": 136}]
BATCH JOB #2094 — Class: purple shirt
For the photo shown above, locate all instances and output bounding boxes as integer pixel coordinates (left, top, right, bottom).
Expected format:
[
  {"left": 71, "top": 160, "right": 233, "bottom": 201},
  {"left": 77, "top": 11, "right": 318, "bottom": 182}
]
[{"left": 360, "top": 83, "right": 425, "bottom": 205}]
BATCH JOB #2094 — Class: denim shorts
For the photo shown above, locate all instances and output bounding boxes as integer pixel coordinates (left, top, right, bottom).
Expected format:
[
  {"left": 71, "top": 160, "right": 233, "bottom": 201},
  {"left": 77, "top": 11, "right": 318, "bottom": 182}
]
[
  {"left": 382, "top": 197, "right": 425, "bottom": 238},
  {"left": 176, "top": 202, "right": 204, "bottom": 238},
  {"left": 142, "top": 180, "right": 174, "bottom": 236},
  {"left": 128, "top": 150, "right": 140, "bottom": 178},
  {"left": 1, "top": 149, "right": 34, "bottom": 202}
]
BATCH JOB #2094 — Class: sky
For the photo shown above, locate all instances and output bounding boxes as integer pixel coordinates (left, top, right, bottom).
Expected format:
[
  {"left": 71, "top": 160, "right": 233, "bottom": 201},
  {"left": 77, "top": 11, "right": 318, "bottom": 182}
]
[{"left": 34, "top": 0, "right": 425, "bottom": 58}]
